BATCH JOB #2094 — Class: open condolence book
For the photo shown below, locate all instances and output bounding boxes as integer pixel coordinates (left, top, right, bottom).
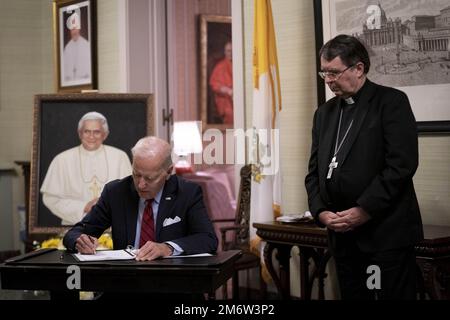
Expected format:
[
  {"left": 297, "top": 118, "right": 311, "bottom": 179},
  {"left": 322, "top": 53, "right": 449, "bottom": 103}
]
[
  {"left": 73, "top": 249, "right": 136, "bottom": 262},
  {"left": 72, "top": 249, "right": 213, "bottom": 262}
]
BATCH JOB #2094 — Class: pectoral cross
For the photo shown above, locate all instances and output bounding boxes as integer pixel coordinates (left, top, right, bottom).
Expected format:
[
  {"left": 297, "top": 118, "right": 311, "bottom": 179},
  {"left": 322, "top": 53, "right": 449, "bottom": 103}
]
[
  {"left": 89, "top": 179, "right": 101, "bottom": 198},
  {"left": 327, "top": 156, "right": 338, "bottom": 179}
]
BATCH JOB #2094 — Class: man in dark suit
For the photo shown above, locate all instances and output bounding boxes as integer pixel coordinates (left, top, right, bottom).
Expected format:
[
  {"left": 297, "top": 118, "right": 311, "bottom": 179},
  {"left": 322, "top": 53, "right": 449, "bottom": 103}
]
[
  {"left": 305, "top": 35, "right": 423, "bottom": 300},
  {"left": 64, "top": 136, "right": 218, "bottom": 261}
]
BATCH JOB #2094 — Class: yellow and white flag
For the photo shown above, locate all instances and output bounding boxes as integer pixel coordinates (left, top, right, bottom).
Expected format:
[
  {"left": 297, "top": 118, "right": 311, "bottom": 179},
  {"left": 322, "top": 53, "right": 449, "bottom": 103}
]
[{"left": 250, "top": 0, "right": 282, "bottom": 247}]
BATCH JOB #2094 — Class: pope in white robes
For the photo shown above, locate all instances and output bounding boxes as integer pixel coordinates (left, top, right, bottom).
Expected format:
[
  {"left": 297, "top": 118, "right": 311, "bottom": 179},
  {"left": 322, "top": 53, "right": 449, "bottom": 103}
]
[
  {"left": 62, "top": 10, "right": 91, "bottom": 84},
  {"left": 40, "top": 112, "right": 132, "bottom": 225}
]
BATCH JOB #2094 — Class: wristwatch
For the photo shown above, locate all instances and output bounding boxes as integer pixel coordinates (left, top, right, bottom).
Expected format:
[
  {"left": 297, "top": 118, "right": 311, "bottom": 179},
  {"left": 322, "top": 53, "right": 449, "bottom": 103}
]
[{"left": 165, "top": 243, "right": 175, "bottom": 255}]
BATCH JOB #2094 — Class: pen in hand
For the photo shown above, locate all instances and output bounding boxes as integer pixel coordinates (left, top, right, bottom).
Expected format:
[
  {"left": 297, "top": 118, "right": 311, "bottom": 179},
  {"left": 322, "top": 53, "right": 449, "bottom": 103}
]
[
  {"left": 88, "top": 235, "right": 97, "bottom": 254},
  {"left": 75, "top": 233, "right": 98, "bottom": 254}
]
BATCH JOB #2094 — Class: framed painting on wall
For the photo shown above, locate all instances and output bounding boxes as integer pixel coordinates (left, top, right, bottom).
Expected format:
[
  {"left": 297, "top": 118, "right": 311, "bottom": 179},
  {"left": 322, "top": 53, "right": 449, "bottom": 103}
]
[
  {"left": 314, "top": 0, "right": 450, "bottom": 133},
  {"left": 53, "top": 0, "right": 97, "bottom": 93},
  {"left": 200, "top": 15, "right": 233, "bottom": 131},
  {"left": 29, "top": 93, "right": 153, "bottom": 234}
]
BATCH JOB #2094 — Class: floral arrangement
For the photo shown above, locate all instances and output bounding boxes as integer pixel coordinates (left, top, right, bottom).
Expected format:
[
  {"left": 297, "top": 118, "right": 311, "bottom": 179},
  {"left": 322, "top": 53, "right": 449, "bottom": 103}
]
[
  {"left": 40, "top": 237, "right": 64, "bottom": 249},
  {"left": 97, "top": 233, "right": 113, "bottom": 249},
  {"left": 39, "top": 232, "right": 113, "bottom": 250}
]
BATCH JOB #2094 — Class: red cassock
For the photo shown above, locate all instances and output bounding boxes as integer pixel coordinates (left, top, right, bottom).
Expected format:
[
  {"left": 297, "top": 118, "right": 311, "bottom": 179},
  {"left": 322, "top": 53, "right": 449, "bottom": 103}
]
[{"left": 209, "top": 58, "right": 233, "bottom": 124}]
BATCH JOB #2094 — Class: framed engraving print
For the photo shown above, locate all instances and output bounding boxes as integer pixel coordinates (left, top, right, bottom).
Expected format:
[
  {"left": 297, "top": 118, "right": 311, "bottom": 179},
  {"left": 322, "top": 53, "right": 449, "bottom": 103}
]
[{"left": 314, "top": 0, "right": 450, "bottom": 133}]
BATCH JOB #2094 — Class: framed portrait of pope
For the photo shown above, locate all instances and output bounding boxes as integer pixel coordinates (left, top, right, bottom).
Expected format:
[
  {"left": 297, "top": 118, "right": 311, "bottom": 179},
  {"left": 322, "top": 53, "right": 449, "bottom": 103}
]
[
  {"left": 29, "top": 93, "right": 154, "bottom": 234},
  {"left": 53, "top": 0, "right": 97, "bottom": 92}
]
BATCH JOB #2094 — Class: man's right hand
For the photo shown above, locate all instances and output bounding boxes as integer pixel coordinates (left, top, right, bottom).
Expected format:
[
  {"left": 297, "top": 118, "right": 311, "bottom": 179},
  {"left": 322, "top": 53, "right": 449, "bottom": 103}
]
[
  {"left": 319, "top": 210, "right": 354, "bottom": 233},
  {"left": 75, "top": 234, "right": 98, "bottom": 254},
  {"left": 318, "top": 210, "right": 339, "bottom": 226},
  {"left": 83, "top": 197, "right": 99, "bottom": 214}
]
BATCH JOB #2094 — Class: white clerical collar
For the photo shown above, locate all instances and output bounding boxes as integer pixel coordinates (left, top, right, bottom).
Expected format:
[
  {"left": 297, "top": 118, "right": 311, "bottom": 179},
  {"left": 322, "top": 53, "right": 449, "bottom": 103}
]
[{"left": 344, "top": 97, "right": 355, "bottom": 105}]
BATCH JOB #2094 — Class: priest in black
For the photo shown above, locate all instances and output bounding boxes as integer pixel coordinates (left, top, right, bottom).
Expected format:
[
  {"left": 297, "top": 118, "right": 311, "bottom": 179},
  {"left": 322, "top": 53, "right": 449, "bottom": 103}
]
[{"left": 305, "top": 34, "right": 423, "bottom": 300}]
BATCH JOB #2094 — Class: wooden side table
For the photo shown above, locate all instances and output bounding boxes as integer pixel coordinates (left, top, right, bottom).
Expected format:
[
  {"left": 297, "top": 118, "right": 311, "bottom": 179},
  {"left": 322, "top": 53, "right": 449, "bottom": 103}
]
[
  {"left": 254, "top": 221, "right": 450, "bottom": 300},
  {"left": 415, "top": 224, "right": 450, "bottom": 300}
]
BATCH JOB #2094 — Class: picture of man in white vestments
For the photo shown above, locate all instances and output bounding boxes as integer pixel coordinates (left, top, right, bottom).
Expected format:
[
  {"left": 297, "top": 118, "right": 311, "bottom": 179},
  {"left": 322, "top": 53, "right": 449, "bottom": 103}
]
[
  {"left": 62, "top": 8, "right": 91, "bottom": 85},
  {"left": 40, "top": 112, "right": 132, "bottom": 225}
]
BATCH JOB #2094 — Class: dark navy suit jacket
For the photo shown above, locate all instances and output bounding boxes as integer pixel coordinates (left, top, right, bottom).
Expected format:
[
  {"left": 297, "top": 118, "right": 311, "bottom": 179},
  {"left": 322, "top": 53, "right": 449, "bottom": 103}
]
[{"left": 63, "top": 175, "right": 218, "bottom": 254}]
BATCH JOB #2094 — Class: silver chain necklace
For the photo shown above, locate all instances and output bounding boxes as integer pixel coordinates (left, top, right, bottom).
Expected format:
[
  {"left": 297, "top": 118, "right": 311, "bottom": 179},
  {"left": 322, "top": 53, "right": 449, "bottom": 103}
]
[{"left": 327, "top": 108, "right": 353, "bottom": 180}]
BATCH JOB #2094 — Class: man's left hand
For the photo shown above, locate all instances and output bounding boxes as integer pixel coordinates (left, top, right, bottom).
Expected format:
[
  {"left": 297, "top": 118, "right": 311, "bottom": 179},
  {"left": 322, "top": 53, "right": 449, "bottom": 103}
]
[
  {"left": 328, "top": 206, "right": 371, "bottom": 232},
  {"left": 135, "top": 241, "right": 173, "bottom": 261}
]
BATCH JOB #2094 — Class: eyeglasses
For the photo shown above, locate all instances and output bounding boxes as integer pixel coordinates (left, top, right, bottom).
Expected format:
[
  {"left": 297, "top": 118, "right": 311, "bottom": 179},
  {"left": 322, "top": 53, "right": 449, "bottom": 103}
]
[
  {"left": 132, "top": 171, "right": 162, "bottom": 184},
  {"left": 318, "top": 64, "right": 355, "bottom": 80},
  {"left": 132, "top": 170, "right": 166, "bottom": 185}
]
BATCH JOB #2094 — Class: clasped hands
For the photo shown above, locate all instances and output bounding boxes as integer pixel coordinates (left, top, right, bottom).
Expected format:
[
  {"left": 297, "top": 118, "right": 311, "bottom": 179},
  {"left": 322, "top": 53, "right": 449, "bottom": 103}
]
[
  {"left": 75, "top": 234, "right": 173, "bottom": 261},
  {"left": 319, "top": 206, "right": 371, "bottom": 233}
]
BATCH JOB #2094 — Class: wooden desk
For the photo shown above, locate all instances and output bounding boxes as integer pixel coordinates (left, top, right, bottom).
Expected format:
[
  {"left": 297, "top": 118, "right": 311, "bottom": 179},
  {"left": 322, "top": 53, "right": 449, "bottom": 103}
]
[
  {"left": 0, "top": 249, "right": 241, "bottom": 300},
  {"left": 254, "top": 222, "right": 450, "bottom": 300}
]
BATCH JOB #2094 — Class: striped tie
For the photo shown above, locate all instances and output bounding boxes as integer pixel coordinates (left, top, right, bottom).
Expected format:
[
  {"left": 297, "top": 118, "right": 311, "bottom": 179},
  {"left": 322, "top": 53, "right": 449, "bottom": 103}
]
[{"left": 139, "top": 199, "right": 155, "bottom": 248}]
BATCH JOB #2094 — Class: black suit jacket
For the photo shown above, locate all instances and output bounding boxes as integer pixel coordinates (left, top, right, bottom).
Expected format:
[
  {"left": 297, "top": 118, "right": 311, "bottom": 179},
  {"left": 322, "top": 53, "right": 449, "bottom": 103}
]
[
  {"left": 63, "top": 175, "right": 218, "bottom": 255},
  {"left": 305, "top": 79, "right": 423, "bottom": 256}
]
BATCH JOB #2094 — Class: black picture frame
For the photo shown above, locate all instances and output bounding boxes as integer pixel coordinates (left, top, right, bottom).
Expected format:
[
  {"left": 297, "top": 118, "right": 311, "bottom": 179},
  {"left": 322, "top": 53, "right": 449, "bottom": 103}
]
[
  {"left": 312, "top": 0, "right": 450, "bottom": 134},
  {"left": 53, "top": 0, "right": 97, "bottom": 93},
  {"left": 29, "top": 93, "right": 154, "bottom": 234}
]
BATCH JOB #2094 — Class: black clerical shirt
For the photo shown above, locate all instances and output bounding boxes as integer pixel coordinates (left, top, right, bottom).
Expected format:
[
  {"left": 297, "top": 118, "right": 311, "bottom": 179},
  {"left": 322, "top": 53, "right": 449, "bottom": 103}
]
[{"left": 325, "top": 82, "right": 367, "bottom": 208}]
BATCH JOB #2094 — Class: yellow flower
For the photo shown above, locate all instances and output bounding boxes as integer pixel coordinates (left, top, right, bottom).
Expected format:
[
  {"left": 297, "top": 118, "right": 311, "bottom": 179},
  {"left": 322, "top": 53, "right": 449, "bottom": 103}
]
[
  {"left": 41, "top": 238, "right": 63, "bottom": 249},
  {"left": 98, "top": 233, "right": 113, "bottom": 249},
  {"left": 39, "top": 232, "right": 113, "bottom": 251}
]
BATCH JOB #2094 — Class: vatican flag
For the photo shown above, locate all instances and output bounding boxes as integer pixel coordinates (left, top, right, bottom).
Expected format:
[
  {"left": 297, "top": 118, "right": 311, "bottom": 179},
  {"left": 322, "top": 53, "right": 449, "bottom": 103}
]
[{"left": 249, "top": 0, "right": 282, "bottom": 260}]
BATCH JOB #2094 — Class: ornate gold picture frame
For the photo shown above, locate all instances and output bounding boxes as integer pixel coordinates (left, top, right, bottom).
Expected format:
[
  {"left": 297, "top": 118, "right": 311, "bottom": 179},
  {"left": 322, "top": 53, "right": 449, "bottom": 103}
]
[
  {"left": 29, "top": 93, "right": 153, "bottom": 234},
  {"left": 199, "top": 15, "right": 232, "bottom": 131}
]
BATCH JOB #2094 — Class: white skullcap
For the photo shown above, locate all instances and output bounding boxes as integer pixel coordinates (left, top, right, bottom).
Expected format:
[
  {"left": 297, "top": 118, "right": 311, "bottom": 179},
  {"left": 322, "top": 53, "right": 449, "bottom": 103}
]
[{"left": 66, "top": 11, "right": 81, "bottom": 30}]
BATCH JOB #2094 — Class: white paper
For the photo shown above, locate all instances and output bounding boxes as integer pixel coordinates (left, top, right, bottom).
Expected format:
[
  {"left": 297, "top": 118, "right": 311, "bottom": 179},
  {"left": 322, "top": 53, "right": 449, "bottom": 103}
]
[
  {"left": 73, "top": 249, "right": 135, "bottom": 262},
  {"left": 276, "top": 211, "right": 313, "bottom": 223},
  {"left": 73, "top": 250, "right": 213, "bottom": 261}
]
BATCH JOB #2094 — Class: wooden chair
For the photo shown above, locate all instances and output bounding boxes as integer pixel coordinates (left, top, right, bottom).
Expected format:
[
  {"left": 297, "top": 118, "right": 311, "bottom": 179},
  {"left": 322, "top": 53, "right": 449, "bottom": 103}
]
[{"left": 220, "top": 165, "right": 266, "bottom": 299}]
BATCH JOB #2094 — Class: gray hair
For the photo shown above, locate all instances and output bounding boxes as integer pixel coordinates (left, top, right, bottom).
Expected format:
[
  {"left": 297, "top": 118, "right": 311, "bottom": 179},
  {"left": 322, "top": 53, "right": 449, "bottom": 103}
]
[
  {"left": 131, "top": 136, "right": 173, "bottom": 169},
  {"left": 77, "top": 111, "right": 109, "bottom": 134}
]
